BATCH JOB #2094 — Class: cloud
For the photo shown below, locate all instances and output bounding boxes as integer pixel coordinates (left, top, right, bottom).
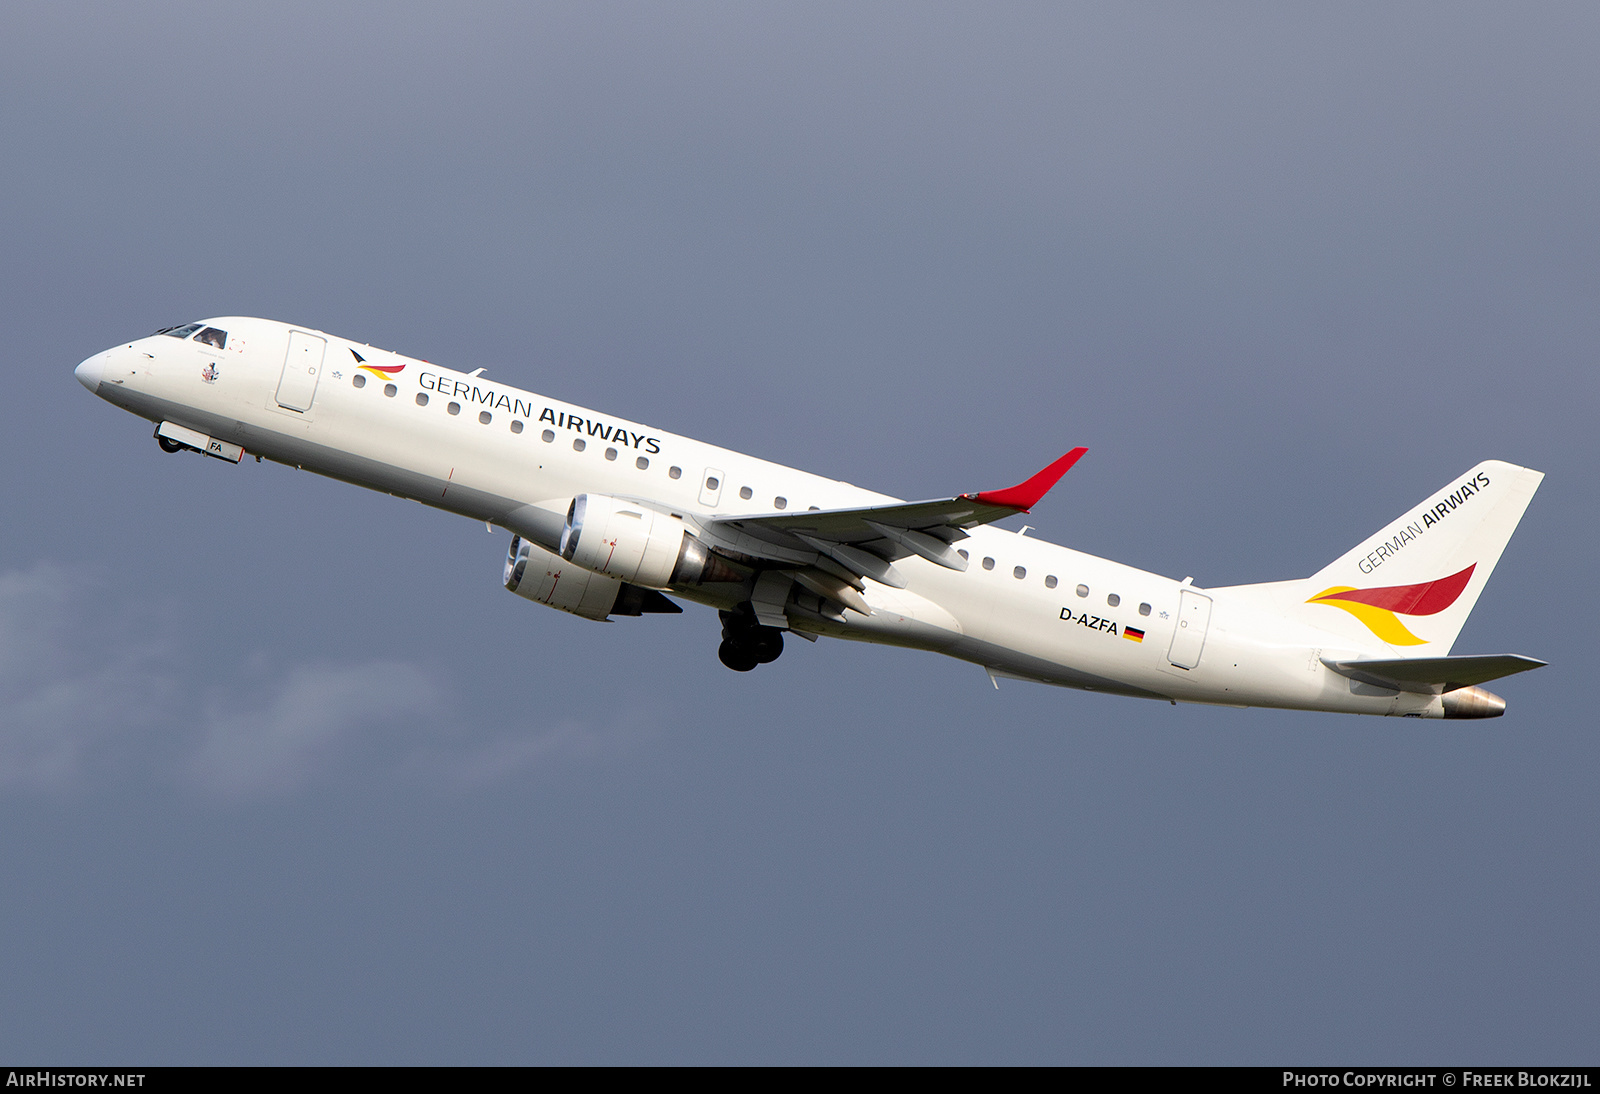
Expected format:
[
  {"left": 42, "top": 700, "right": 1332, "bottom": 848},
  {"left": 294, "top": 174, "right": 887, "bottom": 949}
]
[
  {"left": 406, "top": 711, "right": 660, "bottom": 792},
  {"left": 0, "top": 563, "right": 173, "bottom": 791},
  {"left": 184, "top": 662, "right": 443, "bottom": 798},
  {"left": 0, "top": 564, "right": 654, "bottom": 799}
]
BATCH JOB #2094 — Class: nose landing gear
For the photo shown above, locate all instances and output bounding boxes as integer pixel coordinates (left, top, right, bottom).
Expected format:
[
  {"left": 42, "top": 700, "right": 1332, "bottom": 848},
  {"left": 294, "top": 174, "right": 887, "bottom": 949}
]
[{"left": 717, "top": 607, "right": 784, "bottom": 672}]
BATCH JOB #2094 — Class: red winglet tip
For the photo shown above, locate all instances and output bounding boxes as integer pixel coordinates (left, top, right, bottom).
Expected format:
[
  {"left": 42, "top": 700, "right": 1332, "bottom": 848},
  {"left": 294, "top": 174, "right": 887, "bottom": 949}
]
[{"left": 971, "top": 447, "right": 1087, "bottom": 512}]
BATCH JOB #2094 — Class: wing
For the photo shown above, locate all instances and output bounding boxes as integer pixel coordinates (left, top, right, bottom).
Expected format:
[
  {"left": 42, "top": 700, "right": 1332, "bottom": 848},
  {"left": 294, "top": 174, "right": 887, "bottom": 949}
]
[{"left": 700, "top": 448, "right": 1087, "bottom": 597}]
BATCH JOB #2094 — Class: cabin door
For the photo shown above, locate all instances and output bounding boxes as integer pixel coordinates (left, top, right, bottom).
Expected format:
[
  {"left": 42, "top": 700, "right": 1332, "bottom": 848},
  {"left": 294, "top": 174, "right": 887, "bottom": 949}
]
[
  {"left": 275, "top": 331, "right": 327, "bottom": 412},
  {"left": 1167, "top": 589, "right": 1213, "bottom": 670}
]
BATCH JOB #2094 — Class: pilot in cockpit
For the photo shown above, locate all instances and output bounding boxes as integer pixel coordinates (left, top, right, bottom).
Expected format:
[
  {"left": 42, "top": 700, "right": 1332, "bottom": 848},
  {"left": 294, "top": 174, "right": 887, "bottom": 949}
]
[{"left": 153, "top": 322, "right": 228, "bottom": 349}]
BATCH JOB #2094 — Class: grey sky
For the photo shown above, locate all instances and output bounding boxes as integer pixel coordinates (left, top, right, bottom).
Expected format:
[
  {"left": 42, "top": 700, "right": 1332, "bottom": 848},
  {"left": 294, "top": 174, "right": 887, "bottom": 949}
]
[{"left": 2, "top": 2, "right": 1595, "bottom": 1063}]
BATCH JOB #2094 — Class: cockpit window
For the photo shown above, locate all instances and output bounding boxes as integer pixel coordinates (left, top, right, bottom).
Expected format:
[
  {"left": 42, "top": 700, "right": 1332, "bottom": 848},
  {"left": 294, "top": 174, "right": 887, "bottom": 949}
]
[
  {"left": 195, "top": 327, "right": 227, "bottom": 349},
  {"left": 154, "top": 323, "right": 203, "bottom": 339}
]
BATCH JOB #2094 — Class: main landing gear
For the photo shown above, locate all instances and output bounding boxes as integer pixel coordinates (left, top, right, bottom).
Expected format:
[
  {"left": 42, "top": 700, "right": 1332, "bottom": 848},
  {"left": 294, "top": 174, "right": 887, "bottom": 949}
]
[
  {"left": 157, "top": 435, "right": 185, "bottom": 453},
  {"left": 717, "top": 607, "right": 784, "bottom": 672}
]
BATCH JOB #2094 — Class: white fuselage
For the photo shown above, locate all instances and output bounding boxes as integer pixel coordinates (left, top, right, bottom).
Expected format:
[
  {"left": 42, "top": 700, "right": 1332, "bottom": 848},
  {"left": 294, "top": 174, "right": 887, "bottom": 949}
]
[{"left": 75, "top": 317, "right": 1446, "bottom": 717}]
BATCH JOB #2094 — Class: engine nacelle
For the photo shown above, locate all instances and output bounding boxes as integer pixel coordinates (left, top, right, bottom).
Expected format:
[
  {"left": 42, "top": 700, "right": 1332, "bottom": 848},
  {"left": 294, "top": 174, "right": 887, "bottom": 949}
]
[
  {"left": 560, "top": 494, "right": 741, "bottom": 589},
  {"left": 504, "top": 535, "right": 622, "bottom": 621}
]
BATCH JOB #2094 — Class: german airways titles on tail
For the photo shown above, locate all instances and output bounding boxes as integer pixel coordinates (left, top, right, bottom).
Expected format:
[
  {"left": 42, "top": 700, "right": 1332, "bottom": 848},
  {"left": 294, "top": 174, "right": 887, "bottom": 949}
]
[{"left": 76, "top": 318, "right": 1547, "bottom": 718}]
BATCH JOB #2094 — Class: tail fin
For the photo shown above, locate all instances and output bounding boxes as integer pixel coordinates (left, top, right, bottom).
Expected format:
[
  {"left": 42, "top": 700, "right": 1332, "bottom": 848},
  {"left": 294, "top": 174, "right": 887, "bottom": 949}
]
[{"left": 1296, "top": 460, "right": 1543, "bottom": 654}]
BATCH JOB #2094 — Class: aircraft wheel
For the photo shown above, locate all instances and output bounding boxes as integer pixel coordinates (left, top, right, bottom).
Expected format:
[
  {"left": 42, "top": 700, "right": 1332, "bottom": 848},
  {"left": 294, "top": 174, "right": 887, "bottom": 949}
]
[
  {"left": 157, "top": 436, "right": 184, "bottom": 453},
  {"left": 718, "top": 640, "right": 760, "bottom": 672},
  {"left": 751, "top": 631, "right": 783, "bottom": 664}
]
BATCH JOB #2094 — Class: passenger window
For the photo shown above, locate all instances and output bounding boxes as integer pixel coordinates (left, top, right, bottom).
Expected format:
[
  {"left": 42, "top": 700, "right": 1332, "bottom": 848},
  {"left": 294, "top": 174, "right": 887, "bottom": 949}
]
[
  {"left": 1138, "top": 602, "right": 1151, "bottom": 617},
  {"left": 1013, "top": 566, "right": 1026, "bottom": 579},
  {"left": 384, "top": 384, "right": 397, "bottom": 397},
  {"left": 1076, "top": 584, "right": 1089, "bottom": 598},
  {"left": 352, "top": 374, "right": 366, "bottom": 389},
  {"left": 447, "top": 402, "right": 461, "bottom": 415},
  {"left": 958, "top": 549, "right": 969, "bottom": 561},
  {"left": 668, "top": 466, "right": 682, "bottom": 479},
  {"left": 705, "top": 476, "right": 720, "bottom": 490},
  {"left": 739, "top": 486, "right": 753, "bottom": 500},
  {"left": 542, "top": 430, "right": 555, "bottom": 442},
  {"left": 195, "top": 327, "right": 227, "bottom": 349},
  {"left": 415, "top": 392, "right": 428, "bottom": 406},
  {"left": 511, "top": 420, "right": 524, "bottom": 434},
  {"left": 1045, "top": 575, "right": 1058, "bottom": 589},
  {"left": 636, "top": 456, "right": 649, "bottom": 469},
  {"left": 1107, "top": 593, "right": 1120, "bottom": 607},
  {"left": 982, "top": 557, "right": 995, "bottom": 571},
  {"left": 573, "top": 438, "right": 586, "bottom": 452},
  {"left": 479, "top": 411, "right": 492, "bottom": 424},
  {"left": 774, "top": 497, "right": 787, "bottom": 509},
  {"left": 605, "top": 448, "right": 618, "bottom": 461}
]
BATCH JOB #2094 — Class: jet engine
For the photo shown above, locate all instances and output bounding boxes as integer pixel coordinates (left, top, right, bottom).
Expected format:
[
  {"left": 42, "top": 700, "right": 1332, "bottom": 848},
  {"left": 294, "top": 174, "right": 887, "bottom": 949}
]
[
  {"left": 504, "top": 535, "right": 623, "bottom": 620},
  {"left": 559, "top": 494, "right": 741, "bottom": 588},
  {"left": 503, "top": 535, "right": 685, "bottom": 621}
]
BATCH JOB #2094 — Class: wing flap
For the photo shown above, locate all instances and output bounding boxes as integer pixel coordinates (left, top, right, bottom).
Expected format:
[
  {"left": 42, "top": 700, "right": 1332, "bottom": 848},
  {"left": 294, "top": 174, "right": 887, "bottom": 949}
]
[
  {"left": 715, "top": 496, "right": 994, "bottom": 545},
  {"left": 864, "top": 520, "right": 968, "bottom": 571},
  {"left": 793, "top": 533, "right": 907, "bottom": 589}
]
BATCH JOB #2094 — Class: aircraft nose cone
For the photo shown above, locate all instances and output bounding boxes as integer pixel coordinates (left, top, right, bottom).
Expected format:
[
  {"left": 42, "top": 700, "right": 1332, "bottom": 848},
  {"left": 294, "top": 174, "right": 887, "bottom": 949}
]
[{"left": 75, "top": 353, "right": 105, "bottom": 392}]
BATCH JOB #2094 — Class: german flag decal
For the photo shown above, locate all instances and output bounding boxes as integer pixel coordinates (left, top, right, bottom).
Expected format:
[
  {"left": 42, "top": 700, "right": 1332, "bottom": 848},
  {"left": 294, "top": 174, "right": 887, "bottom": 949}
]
[{"left": 1124, "top": 627, "right": 1145, "bottom": 643}]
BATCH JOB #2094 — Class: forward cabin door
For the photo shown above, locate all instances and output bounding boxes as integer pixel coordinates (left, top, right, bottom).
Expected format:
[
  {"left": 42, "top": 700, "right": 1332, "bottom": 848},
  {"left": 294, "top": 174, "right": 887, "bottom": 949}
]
[
  {"left": 275, "top": 331, "right": 327, "bottom": 412},
  {"left": 1167, "top": 588, "right": 1213, "bottom": 669}
]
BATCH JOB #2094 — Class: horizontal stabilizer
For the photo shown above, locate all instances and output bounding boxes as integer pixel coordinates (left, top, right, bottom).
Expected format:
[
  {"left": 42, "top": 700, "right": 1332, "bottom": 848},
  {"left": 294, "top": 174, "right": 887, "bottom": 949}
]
[{"left": 1322, "top": 654, "right": 1546, "bottom": 695}]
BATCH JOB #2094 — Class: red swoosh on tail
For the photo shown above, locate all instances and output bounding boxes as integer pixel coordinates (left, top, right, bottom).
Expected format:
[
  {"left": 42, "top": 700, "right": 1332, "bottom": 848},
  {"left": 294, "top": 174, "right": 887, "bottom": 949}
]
[{"left": 1310, "top": 563, "right": 1475, "bottom": 616}]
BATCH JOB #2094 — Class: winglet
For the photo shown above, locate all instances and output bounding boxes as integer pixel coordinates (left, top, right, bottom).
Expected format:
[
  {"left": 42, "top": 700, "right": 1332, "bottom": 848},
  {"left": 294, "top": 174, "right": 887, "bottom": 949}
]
[{"left": 966, "top": 447, "right": 1088, "bottom": 513}]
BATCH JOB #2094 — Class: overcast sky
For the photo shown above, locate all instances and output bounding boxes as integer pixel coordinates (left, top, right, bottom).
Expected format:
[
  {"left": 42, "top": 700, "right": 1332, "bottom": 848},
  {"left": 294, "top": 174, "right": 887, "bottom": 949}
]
[{"left": 2, "top": 1, "right": 1595, "bottom": 1063}]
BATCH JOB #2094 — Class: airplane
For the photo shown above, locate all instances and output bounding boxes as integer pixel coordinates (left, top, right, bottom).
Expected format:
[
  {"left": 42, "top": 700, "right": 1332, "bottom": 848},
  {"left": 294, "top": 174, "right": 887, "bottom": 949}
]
[{"left": 75, "top": 317, "right": 1547, "bottom": 718}]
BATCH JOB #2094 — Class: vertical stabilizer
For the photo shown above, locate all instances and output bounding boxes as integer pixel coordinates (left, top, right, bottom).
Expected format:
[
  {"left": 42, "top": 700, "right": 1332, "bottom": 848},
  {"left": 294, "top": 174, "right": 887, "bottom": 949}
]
[{"left": 1296, "top": 460, "right": 1543, "bottom": 654}]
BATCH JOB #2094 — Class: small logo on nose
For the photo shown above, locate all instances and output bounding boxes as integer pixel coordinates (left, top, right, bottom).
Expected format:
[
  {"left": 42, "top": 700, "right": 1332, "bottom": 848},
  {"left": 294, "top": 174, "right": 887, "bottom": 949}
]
[{"left": 201, "top": 363, "right": 219, "bottom": 384}]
